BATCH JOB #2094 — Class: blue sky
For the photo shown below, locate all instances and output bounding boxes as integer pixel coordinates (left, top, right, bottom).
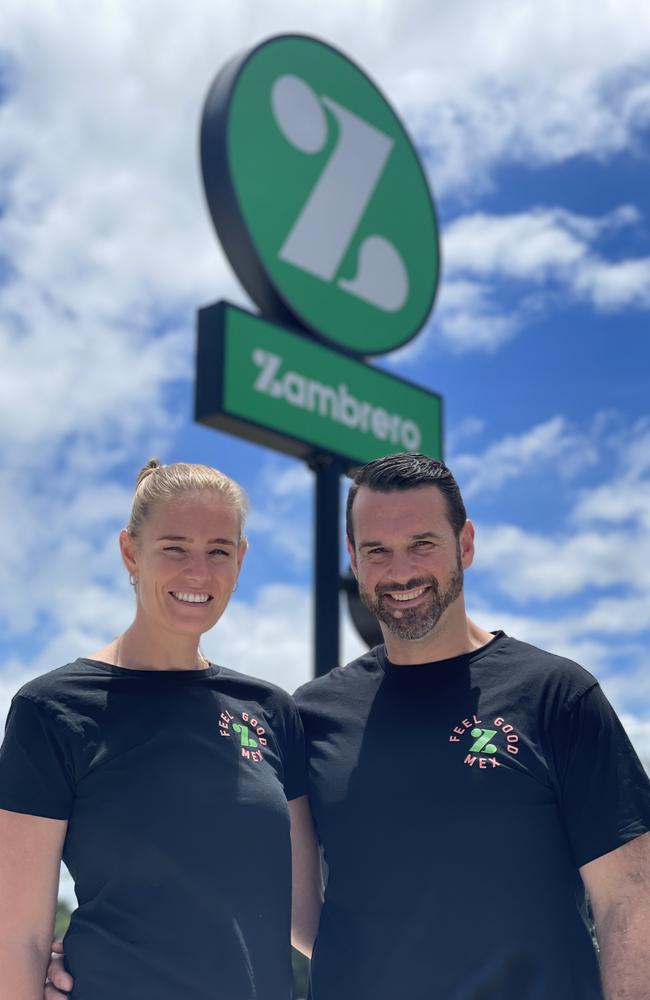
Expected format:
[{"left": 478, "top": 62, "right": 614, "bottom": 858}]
[{"left": 2, "top": 0, "right": 650, "bottom": 782}]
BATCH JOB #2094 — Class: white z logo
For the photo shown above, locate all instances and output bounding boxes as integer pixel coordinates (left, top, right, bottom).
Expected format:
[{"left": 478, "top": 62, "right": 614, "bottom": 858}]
[
  {"left": 271, "top": 75, "right": 408, "bottom": 313},
  {"left": 252, "top": 348, "right": 282, "bottom": 395}
]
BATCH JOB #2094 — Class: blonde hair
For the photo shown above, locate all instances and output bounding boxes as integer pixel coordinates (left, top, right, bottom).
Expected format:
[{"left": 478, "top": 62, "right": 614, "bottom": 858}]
[{"left": 127, "top": 459, "right": 248, "bottom": 540}]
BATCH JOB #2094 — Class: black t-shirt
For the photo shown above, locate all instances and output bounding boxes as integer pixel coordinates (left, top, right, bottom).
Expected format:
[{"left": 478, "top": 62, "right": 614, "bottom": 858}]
[
  {"left": 0, "top": 659, "right": 306, "bottom": 1000},
  {"left": 294, "top": 632, "right": 650, "bottom": 1000}
]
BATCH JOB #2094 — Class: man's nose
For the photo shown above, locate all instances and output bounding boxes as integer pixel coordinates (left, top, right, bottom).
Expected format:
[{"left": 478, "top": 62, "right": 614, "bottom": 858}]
[{"left": 385, "top": 548, "right": 419, "bottom": 581}]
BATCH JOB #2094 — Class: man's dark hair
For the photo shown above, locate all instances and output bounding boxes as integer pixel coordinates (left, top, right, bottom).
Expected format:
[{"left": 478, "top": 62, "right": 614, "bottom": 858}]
[{"left": 346, "top": 453, "right": 467, "bottom": 546}]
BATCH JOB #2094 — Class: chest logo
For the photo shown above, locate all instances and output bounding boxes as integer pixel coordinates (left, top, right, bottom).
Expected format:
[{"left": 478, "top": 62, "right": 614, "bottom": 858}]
[
  {"left": 449, "top": 714, "right": 520, "bottom": 769},
  {"left": 218, "top": 709, "right": 268, "bottom": 763},
  {"left": 468, "top": 728, "right": 498, "bottom": 754}
]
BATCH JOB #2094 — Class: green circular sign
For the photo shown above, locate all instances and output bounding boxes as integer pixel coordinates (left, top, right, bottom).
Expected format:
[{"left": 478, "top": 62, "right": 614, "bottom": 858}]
[{"left": 201, "top": 35, "right": 440, "bottom": 356}]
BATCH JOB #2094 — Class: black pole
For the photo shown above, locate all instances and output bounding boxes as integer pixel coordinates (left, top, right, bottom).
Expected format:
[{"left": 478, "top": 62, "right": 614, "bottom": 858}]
[{"left": 311, "top": 455, "right": 342, "bottom": 677}]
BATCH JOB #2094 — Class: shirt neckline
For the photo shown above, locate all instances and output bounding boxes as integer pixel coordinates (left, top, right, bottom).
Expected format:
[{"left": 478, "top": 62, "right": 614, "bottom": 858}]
[
  {"left": 78, "top": 657, "right": 221, "bottom": 679},
  {"left": 378, "top": 630, "right": 506, "bottom": 679}
]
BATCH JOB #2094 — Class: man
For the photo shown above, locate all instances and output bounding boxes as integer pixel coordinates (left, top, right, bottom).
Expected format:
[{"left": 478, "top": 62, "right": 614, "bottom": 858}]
[
  {"left": 293, "top": 453, "right": 650, "bottom": 999},
  {"left": 45, "top": 453, "right": 650, "bottom": 998}
]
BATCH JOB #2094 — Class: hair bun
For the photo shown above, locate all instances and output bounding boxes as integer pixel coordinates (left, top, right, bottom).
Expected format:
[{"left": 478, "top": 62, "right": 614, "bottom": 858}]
[{"left": 135, "top": 458, "right": 163, "bottom": 489}]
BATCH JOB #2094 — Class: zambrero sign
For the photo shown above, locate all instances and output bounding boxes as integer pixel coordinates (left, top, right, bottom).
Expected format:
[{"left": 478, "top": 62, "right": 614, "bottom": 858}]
[{"left": 196, "top": 33, "right": 443, "bottom": 467}]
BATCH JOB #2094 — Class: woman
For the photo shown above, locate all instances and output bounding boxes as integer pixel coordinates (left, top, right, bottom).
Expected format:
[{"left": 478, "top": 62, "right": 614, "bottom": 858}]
[{"left": 0, "top": 460, "right": 321, "bottom": 1000}]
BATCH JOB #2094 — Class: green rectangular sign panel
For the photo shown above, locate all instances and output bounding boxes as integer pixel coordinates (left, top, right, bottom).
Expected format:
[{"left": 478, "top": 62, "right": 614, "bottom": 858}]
[{"left": 195, "top": 302, "right": 443, "bottom": 467}]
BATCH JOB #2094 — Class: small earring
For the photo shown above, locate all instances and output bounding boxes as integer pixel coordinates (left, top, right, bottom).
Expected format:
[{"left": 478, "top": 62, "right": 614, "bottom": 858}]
[{"left": 129, "top": 574, "right": 137, "bottom": 587}]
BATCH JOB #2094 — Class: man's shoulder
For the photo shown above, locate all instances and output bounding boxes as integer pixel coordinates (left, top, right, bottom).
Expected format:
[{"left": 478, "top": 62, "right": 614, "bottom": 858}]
[
  {"left": 293, "top": 645, "right": 383, "bottom": 707},
  {"left": 497, "top": 634, "right": 599, "bottom": 705}
]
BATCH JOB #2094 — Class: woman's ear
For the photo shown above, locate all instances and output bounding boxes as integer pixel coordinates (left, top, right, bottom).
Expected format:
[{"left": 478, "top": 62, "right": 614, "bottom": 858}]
[
  {"left": 236, "top": 536, "right": 248, "bottom": 573},
  {"left": 119, "top": 528, "right": 138, "bottom": 577}
]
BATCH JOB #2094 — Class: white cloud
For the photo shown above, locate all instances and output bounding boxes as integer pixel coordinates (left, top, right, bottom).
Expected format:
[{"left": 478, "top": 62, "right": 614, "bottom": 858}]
[
  {"left": 445, "top": 416, "right": 486, "bottom": 455},
  {"left": 454, "top": 415, "right": 597, "bottom": 498},
  {"left": 246, "top": 506, "right": 312, "bottom": 568},
  {"left": 396, "top": 200, "right": 650, "bottom": 357},
  {"left": 260, "top": 461, "right": 312, "bottom": 499},
  {"left": 389, "top": 274, "right": 538, "bottom": 360},
  {"left": 440, "top": 205, "right": 650, "bottom": 338},
  {"left": 427, "top": 206, "right": 650, "bottom": 352},
  {"left": 444, "top": 209, "right": 589, "bottom": 279},
  {"left": 466, "top": 415, "right": 650, "bottom": 603},
  {"left": 0, "top": 297, "right": 188, "bottom": 450},
  {"left": 430, "top": 279, "right": 525, "bottom": 353},
  {"left": 622, "top": 420, "right": 650, "bottom": 480},
  {"left": 390, "top": 4, "right": 650, "bottom": 193},
  {"left": 573, "top": 256, "right": 650, "bottom": 309},
  {"left": 474, "top": 522, "right": 650, "bottom": 601},
  {"left": 571, "top": 418, "right": 650, "bottom": 529},
  {"left": 578, "top": 595, "right": 650, "bottom": 635},
  {"left": 0, "top": 461, "right": 131, "bottom": 634},
  {"left": 573, "top": 479, "right": 650, "bottom": 529}
]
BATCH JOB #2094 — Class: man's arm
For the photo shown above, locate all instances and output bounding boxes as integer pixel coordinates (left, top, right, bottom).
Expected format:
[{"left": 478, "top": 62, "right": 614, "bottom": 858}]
[
  {"left": 289, "top": 795, "right": 323, "bottom": 958},
  {"left": 580, "top": 831, "right": 650, "bottom": 1000}
]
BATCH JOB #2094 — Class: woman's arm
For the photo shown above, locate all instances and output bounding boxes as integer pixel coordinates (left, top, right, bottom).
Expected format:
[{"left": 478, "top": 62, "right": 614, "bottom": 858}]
[
  {"left": 289, "top": 795, "right": 323, "bottom": 958},
  {"left": 0, "top": 808, "right": 67, "bottom": 1000}
]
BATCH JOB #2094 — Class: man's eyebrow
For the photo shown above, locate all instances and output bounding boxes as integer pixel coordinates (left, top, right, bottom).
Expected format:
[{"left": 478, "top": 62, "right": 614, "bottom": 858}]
[
  {"left": 358, "top": 530, "right": 443, "bottom": 550},
  {"left": 156, "top": 535, "right": 237, "bottom": 546},
  {"left": 358, "top": 539, "right": 384, "bottom": 551}
]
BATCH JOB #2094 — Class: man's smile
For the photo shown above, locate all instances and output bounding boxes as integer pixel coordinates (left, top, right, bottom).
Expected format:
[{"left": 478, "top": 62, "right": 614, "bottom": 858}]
[{"left": 382, "top": 584, "right": 430, "bottom": 602}]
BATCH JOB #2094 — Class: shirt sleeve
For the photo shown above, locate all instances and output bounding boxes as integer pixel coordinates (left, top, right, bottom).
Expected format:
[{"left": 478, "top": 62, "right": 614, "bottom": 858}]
[
  {"left": 278, "top": 696, "right": 307, "bottom": 802},
  {"left": 552, "top": 683, "right": 650, "bottom": 868},
  {"left": 0, "top": 695, "right": 75, "bottom": 820}
]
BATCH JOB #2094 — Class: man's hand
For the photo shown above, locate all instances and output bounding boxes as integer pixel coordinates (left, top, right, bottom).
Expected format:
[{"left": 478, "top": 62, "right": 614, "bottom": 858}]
[{"left": 45, "top": 939, "right": 73, "bottom": 999}]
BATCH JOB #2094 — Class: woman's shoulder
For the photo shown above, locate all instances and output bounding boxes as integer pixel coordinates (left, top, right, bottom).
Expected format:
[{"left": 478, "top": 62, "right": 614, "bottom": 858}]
[
  {"left": 216, "top": 665, "right": 297, "bottom": 713},
  {"left": 13, "top": 659, "right": 96, "bottom": 707}
]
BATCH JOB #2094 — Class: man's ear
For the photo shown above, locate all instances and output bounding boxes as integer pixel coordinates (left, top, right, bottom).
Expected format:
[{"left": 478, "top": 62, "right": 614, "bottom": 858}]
[
  {"left": 459, "top": 520, "right": 476, "bottom": 570},
  {"left": 346, "top": 536, "right": 358, "bottom": 578},
  {"left": 119, "top": 528, "right": 138, "bottom": 577}
]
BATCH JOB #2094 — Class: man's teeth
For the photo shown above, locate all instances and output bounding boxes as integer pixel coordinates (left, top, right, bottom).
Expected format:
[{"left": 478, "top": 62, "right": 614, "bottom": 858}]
[
  {"left": 387, "top": 586, "right": 427, "bottom": 602},
  {"left": 171, "top": 592, "right": 211, "bottom": 604}
]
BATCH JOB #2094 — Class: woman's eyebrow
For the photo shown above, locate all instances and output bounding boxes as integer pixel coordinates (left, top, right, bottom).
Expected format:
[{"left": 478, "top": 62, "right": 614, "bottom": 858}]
[{"left": 156, "top": 535, "right": 237, "bottom": 546}]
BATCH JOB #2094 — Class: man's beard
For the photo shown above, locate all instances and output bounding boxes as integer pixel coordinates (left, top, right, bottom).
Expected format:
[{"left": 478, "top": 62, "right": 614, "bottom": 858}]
[{"left": 358, "top": 557, "right": 464, "bottom": 641}]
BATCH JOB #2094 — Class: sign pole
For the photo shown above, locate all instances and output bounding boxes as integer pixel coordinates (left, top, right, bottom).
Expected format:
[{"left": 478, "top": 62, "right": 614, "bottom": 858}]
[{"left": 311, "top": 455, "right": 342, "bottom": 676}]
